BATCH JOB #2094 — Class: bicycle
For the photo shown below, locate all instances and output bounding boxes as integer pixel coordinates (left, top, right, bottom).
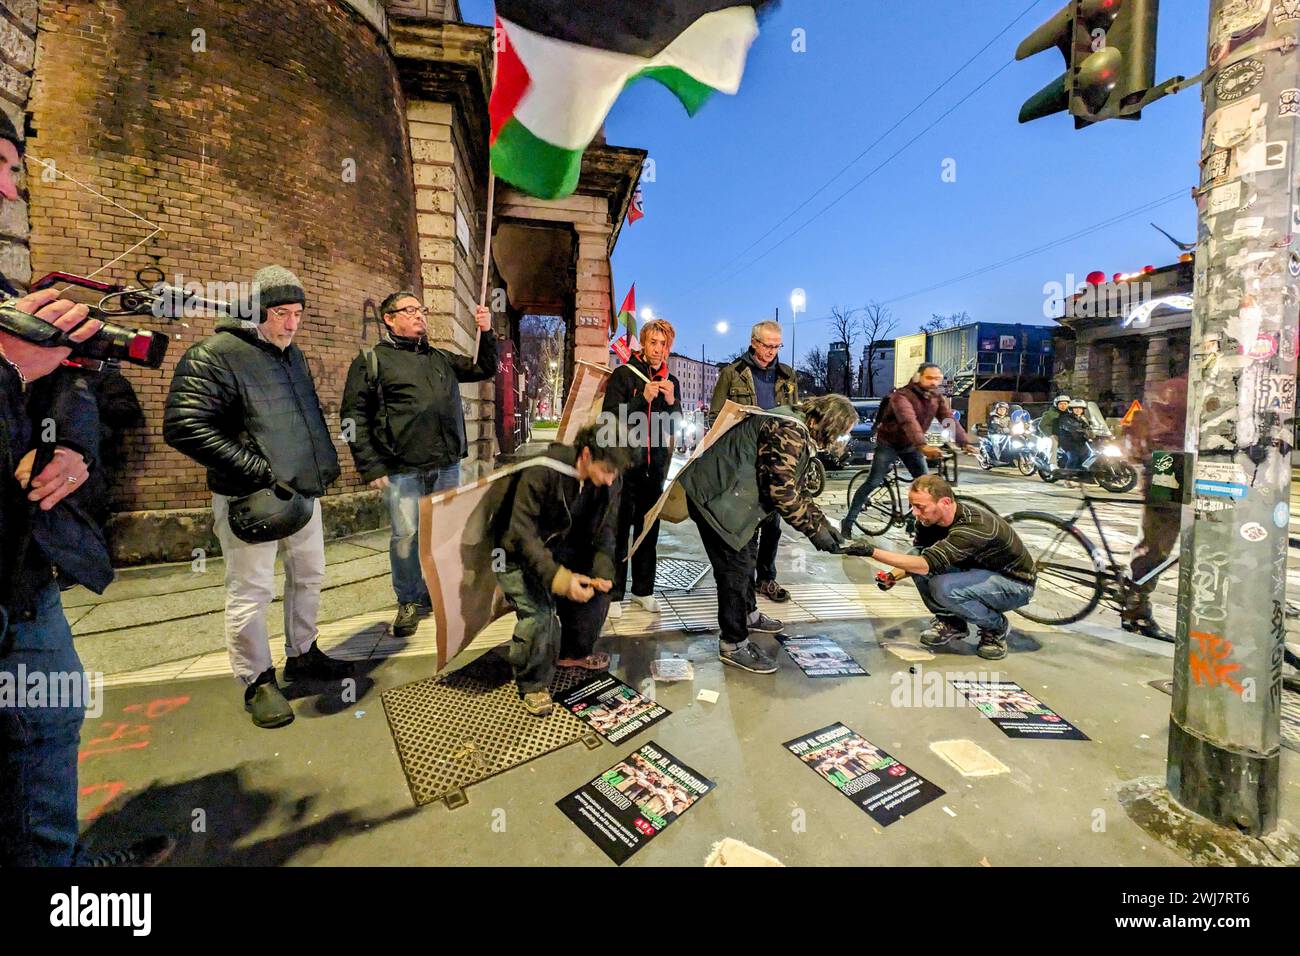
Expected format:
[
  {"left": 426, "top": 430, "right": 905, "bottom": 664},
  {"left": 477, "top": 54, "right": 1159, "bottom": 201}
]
[{"left": 845, "top": 448, "right": 995, "bottom": 537}]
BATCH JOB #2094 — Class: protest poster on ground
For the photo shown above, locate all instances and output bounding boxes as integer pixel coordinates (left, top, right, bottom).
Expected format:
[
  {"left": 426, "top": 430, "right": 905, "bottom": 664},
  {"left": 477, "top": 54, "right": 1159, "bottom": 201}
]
[
  {"left": 557, "top": 742, "right": 714, "bottom": 865},
  {"left": 558, "top": 674, "right": 670, "bottom": 744},
  {"left": 784, "top": 722, "right": 943, "bottom": 826},
  {"left": 948, "top": 679, "right": 1089, "bottom": 740},
  {"left": 777, "top": 634, "right": 868, "bottom": 677}
]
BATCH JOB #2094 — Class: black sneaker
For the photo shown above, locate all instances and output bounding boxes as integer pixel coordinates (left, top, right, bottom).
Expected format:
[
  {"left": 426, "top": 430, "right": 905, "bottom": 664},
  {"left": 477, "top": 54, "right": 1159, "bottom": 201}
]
[
  {"left": 920, "top": 617, "right": 969, "bottom": 647},
  {"left": 244, "top": 671, "right": 294, "bottom": 728},
  {"left": 283, "top": 642, "right": 355, "bottom": 682},
  {"left": 1121, "top": 616, "right": 1172, "bottom": 643},
  {"left": 719, "top": 640, "right": 778, "bottom": 674},
  {"left": 82, "top": 835, "right": 177, "bottom": 868},
  {"left": 839, "top": 515, "right": 856, "bottom": 539},
  {"left": 747, "top": 612, "right": 785, "bottom": 634},
  {"left": 756, "top": 579, "right": 791, "bottom": 603},
  {"left": 977, "top": 620, "right": 1010, "bottom": 660},
  {"left": 392, "top": 602, "right": 421, "bottom": 638}
]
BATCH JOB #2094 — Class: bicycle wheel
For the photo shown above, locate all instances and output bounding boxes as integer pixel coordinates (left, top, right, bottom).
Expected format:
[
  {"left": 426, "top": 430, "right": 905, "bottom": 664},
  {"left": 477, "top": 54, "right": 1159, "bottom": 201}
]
[
  {"left": 846, "top": 469, "right": 896, "bottom": 536},
  {"left": 1005, "top": 512, "right": 1104, "bottom": 625}
]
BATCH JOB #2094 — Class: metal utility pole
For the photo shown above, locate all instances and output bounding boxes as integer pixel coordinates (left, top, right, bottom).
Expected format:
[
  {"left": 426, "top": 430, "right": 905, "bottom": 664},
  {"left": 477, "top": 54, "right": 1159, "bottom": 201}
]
[{"left": 1172, "top": 0, "right": 1295, "bottom": 835}]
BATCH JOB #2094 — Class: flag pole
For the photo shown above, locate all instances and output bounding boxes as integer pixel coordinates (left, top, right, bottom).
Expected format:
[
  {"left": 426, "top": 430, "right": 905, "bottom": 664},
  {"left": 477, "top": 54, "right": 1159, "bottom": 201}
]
[{"left": 475, "top": 29, "right": 500, "bottom": 357}]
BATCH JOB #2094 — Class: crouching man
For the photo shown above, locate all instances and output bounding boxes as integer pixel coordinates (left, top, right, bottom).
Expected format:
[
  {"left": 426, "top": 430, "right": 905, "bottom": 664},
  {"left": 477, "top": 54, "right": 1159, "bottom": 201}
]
[
  {"left": 494, "top": 425, "right": 632, "bottom": 716},
  {"left": 856, "top": 475, "right": 1035, "bottom": 661},
  {"left": 679, "top": 394, "right": 857, "bottom": 674}
]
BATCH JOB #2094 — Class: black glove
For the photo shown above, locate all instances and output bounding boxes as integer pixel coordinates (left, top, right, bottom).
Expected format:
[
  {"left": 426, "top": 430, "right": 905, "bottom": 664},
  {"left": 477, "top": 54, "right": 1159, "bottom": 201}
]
[
  {"left": 809, "top": 521, "right": 842, "bottom": 553},
  {"left": 842, "top": 540, "right": 876, "bottom": 558}
]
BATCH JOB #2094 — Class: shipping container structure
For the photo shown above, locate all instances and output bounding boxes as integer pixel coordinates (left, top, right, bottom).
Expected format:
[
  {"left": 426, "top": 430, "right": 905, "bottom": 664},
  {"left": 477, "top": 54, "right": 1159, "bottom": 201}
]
[{"left": 926, "top": 323, "right": 1055, "bottom": 425}]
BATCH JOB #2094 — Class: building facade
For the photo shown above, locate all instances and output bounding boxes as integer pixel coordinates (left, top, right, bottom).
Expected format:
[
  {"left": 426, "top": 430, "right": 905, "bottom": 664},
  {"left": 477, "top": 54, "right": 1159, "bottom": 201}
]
[
  {"left": 856, "top": 340, "right": 894, "bottom": 398},
  {"left": 667, "top": 351, "right": 721, "bottom": 415},
  {"left": 13, "top": 0, "right": 641, "bottom": 562}
]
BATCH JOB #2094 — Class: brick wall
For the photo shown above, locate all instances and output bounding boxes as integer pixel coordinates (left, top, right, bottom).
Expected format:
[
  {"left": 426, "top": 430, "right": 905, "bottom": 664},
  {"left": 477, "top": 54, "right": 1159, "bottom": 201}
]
[
  {"left": 408, "top": 97, "right": 496, "bottom": 479},
  {"left": 25, "top": 0, "right": 420, "bottom": 512},
  {"left": 0, "top": 1, "right": 36, "bottom": 285}
]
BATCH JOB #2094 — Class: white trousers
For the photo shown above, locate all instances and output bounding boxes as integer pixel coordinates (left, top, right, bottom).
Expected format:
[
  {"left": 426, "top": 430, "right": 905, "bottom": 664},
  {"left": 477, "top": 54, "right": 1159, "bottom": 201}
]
[{"left": 212, "top": 494, "right": 326, "bottom": 685}]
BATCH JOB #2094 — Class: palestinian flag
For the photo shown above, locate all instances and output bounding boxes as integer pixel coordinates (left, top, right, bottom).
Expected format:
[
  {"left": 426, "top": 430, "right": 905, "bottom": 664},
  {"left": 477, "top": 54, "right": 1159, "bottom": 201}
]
[
  {"left": 610, "top": 284, "right": 638, "bottom": 362},
  {"left": 490, "top": 2, "right": 768, "bottom": 200},
  {"left": 627, "top": 182, "right": 645, "bottom": 224}
]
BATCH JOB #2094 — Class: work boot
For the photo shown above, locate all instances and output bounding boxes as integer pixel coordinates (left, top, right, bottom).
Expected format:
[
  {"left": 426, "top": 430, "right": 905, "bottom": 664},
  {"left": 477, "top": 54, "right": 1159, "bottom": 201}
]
[
  {"left": 1121, "top": 615, "right": 1172, "bottom": 643},
  {"left": 244, "top": 670, "right": 294, "bottom": 729},
  {"left": 523, "top": 690, "right": 553, "bottom": 717},
  {"left": 81, "top": 835, "right": 177, "bottom": 868},
  {"left": 977, "top": 619, "right": 1010, "bottom": 661},
  {"left": 392, "top": 602, "right": 421, "bottom": 638},
  {"left": 719, "top": 639, "right": 778, "bottom": 674},
  {"left": 756, "top": 579, "right": 791, "bottom": 603},
  {"left": 747, "top": 611, "right": 785, "bottom": 634},
  {"left": 919, "top": 617, "right": 969, "bottom": 647},
  {"left": 839, "top": 515, "right": 857, "bottom": 539},
  {"left": 283, "top": 642, "right": 355, "bottom": 682}
]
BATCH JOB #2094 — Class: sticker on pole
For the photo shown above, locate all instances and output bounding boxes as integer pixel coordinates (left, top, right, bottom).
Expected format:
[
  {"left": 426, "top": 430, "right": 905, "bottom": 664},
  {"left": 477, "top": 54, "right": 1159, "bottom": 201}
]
[
  {"left": 1240, "top": 522, "right": 1268, "bottom": 542},
  {"left": 1275, "top": 502, "right": 1290, "bottom": 528},
  {"left": 1193, "top": 461, "right": 1248, "bottom": 500},
  {"left": 784, "top": 722, "right": 943, "bottom": 826},
  {"left": 948, "top": 680, "right": 1089, "bottom": 740}
]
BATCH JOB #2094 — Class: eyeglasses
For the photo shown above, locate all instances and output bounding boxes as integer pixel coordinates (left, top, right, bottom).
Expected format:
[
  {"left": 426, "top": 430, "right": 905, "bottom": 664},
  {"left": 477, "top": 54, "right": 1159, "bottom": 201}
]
[
  {"left": 752, "top": 341, "right": 782, "bottom": 351},
  {"left": 388, "top": 305, "right": 428, "bottom": 317}
]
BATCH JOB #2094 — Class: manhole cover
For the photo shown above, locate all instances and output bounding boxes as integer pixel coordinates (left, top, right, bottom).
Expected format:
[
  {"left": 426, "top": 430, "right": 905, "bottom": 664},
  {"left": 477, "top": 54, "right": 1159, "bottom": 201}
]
[
  {"left": 382, "top": 653, "right": 597, "bottom": 807},
  {"left": 655, "top": 557, "right": 710, "bottom": 592},
  {"left": 1148, "top": 679, "right": 1300, "bottom": 754}
]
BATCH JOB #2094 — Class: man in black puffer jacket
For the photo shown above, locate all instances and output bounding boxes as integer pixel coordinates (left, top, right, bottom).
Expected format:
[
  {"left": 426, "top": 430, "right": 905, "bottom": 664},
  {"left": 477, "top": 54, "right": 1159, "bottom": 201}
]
[{"left": 164, "top": 265, "right": 352, "bottom": 729}]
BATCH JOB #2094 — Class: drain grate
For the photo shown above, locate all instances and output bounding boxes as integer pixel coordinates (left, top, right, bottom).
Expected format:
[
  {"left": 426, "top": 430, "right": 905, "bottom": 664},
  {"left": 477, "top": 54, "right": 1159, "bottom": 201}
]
[
  {"left": 1148, "top": 679, "right": 1300, "bottom": 754},
  {"left": 655, "top": 557, "right": 710, "bottom": 592},
  {"left": 382, "top": 653, "right": 599, "bottom": 808}
]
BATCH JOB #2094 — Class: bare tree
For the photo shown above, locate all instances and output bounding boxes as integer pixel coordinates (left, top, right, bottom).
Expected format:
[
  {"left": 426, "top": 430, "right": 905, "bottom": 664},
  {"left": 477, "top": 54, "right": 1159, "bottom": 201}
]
[
  {"left": 520, "top": 314, "right": 566, "bottom": 419},
  {"left": 920, "top": 310, "right": 971, "bottom": 334},
  {"left": 858, "top": 301, "right": 897, "bottom": 397},
  {"left": 799, "top": 346, "right": 829, "bottom": 395},
  {"left": 828, "top": 305, "right": 861, "bottom": 396}
]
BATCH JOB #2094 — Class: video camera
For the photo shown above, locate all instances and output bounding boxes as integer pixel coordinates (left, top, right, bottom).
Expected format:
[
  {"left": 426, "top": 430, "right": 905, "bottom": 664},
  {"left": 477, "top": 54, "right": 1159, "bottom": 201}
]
[{"left": 0, "top": 267, "right": 232, "bottom": 370}]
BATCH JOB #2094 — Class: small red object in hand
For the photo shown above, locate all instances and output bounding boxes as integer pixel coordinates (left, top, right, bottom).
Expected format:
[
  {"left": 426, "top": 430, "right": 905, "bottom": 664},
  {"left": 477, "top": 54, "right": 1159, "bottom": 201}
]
[{"left": 875, "top": 571, "right": 895, "bottom": 592}]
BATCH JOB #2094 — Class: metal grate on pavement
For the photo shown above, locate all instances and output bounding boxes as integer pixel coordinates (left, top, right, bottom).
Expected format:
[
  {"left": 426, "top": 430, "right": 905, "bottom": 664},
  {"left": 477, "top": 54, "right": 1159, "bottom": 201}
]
[
  {"left": 654, "top": 557, "right": 711, "bottom": 592},
  {"left": 381, "top": 653, "right": 599, "bottom": 808}
]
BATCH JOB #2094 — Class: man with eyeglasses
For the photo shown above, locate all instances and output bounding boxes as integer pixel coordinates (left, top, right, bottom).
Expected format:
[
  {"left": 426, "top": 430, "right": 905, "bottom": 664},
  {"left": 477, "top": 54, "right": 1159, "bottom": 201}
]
[
  {"left": 340, "top": 291, "right": 495, "bottom": 639},
  {"left": 165, "top": 265, "right": 352, "bottom": 728},
  {"left": 711, "top": 320, "right": 799, "bottom": 603}
]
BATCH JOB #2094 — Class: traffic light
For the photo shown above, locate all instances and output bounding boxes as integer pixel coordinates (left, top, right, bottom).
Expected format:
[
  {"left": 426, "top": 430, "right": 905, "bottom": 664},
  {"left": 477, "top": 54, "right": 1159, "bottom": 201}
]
[{"left": 1016, "top": 0, "right": 1176, "bottom": 127}]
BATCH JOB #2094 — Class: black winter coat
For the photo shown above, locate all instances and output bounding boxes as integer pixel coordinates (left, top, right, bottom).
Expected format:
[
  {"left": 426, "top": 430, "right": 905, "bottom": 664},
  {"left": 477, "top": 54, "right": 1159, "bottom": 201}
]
[
  {"left": 339, "top": 332, "right": 497, "bottom": 482},
  {"left": 600, "top": 352, "right": 681, "bottom": 472},
  {"left": 163, "top": 323, "right": 340, "bottom": 498}
]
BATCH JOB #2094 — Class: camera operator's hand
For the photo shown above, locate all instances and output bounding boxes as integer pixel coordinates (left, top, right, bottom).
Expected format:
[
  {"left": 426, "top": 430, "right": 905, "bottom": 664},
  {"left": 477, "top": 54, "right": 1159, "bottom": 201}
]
[
  {"left": 0, "top": 288, "right": 103, "bottom": 382},
  {"left": 20, "top": 446, "right": 89, "bottom": 510}
]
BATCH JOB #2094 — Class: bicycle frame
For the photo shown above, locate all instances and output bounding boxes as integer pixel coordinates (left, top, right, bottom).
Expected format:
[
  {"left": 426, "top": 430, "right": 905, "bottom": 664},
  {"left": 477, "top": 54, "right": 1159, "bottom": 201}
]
[{"left": 1063, "top": 494, "right": 1180, "bottom": 609}]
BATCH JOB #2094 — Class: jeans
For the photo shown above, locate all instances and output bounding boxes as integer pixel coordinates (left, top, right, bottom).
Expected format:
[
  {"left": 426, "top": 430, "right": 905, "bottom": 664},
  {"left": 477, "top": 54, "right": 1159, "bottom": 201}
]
[
  {"left": 913, "top": 568, "right": 1035, "bottom": 633},
  {"left": 495, "top": 565, "right": 610, "bottom": 694},
  {"left": 0, "top": 583, "right": 85, "bottom": 866},
  {"left": 845, "top": 443, "right": 929, "bottom": 525},
  {"left": 754, "top": 512, "right": 781, "bottom": 584},
  {"left": 212, "top": 494, "right": 326, "bottom": 685},
  {"left": 387, "top": 464, "right": 461, "bottom": 605},
  {"left": 688, "top": 499, "right": 759, "bottom": 646},
  {"left": 611, "top": 460, "right": 667, "bottom": 601}
]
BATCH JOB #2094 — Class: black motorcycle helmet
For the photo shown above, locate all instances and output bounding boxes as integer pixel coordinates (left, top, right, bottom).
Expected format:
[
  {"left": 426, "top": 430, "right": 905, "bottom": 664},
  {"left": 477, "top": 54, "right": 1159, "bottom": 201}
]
[{"left": 227, "top": 482, "right": 314, "bottom": 544}]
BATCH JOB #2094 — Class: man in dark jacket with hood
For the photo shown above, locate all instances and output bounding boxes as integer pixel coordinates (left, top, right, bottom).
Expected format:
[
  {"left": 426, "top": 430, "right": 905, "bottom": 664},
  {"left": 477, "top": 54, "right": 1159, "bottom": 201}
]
[
  {"left": 711, "top": 320, "right": 798, "bottom": 603},
  {"left": 340, "top": 291, "right": 495, "bottom": 639},
  {"left": 494, "top": 424, "right": 631, "bottom": 716},
  {"left": 164, "top": 265, "right": 351, "bottom": 729},
  {"left": 600, "top": 316, "right": 680, "bottom": 620}
]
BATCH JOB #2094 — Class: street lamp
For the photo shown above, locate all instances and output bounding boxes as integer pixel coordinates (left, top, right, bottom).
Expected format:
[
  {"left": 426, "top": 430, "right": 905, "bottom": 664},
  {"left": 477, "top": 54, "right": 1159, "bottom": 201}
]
[
  {"left": 640, "top": 307, "right": 654, "bottom": 322},
  {"left": 715, "top": 321, "right": 728, "bottom": 335},
  {"left": 790, "top": 288, "right": 806, "bottom": 373}
]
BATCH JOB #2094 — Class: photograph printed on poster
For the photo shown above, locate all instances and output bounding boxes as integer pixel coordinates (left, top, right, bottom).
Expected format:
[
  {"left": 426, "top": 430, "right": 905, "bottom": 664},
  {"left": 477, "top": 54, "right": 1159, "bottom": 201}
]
[
  {"left": 784, "top": 722, "right": 943, "bottom": 826},
  {"left": 948, "top": 679, "right": 1089, "bottom": 740},
  {"left": 558, "top": 674, "right": 670, "bottom": 743},
  {"left": 777, "top": 635, "right": 868, "bottom": 678},
  {"left": 556, "top": 742, "right": 715, "bottom": 865}
]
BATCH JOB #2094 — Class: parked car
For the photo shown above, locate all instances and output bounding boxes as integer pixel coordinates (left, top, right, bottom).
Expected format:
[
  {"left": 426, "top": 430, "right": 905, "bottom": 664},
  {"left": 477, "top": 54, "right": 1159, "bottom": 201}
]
[{"left": 845, "top": 398, "right": 880, "bottom": 465}]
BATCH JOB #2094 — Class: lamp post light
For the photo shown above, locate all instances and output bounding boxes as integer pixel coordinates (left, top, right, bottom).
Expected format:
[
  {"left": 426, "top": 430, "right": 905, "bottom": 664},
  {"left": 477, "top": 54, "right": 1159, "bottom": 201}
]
[{"left": 790, "top": 288, "right": 806, "bottom": 374}]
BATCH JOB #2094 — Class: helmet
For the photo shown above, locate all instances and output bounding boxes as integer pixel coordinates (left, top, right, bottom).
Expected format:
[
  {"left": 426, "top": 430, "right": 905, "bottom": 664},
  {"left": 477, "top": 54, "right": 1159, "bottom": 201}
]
[
  {"left": 994, "top": 401, "right": 1009, "bottom": 411},
  {"left": 1054, "top": 395, "right": 1071, "bottom": 406},
  {"left": 227, "top": 483, "right": 314, "bottom": 544},
  {"left": 1068, "top": 399, "right": 1087, "bottom": 410}
]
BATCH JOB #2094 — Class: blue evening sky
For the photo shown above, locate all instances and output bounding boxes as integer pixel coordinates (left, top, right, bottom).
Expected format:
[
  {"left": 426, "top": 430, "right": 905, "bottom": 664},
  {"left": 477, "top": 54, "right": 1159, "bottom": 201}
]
[{"left": 461, "top": 0, "right": 1208, "bottom": 369}]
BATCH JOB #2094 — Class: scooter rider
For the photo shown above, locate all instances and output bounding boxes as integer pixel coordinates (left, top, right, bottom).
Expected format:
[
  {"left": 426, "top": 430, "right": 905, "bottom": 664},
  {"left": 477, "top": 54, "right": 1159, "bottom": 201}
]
[{"left": 1056, "top": 399, "right": 1093, "bottom": 484}]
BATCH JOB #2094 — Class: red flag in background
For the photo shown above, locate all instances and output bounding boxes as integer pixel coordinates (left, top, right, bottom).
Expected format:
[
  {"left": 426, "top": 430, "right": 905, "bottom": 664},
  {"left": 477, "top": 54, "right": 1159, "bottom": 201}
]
[{"left": 627, "top": 183, "right": 645, "bottom": 224}]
